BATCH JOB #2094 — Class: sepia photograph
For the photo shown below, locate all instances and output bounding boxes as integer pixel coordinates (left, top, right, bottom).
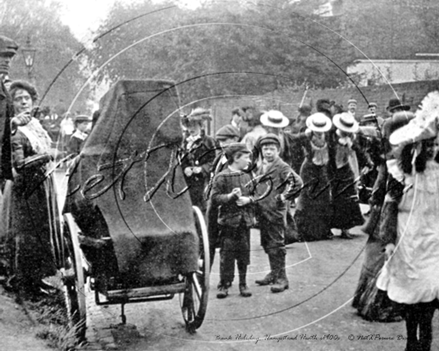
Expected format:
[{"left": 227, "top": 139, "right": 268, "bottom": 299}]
[{"left": 0, "top": 0, "right": 438, "bottom": 350}]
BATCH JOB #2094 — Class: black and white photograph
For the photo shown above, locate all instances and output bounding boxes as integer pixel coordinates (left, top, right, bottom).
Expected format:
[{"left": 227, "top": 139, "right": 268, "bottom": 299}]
[{"left": 0, "top": 0, "right": 438, "bottom": 350}]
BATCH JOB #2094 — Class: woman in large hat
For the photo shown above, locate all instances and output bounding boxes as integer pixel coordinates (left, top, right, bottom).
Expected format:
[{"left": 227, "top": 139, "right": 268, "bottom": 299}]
[
  {"left": 179, "top": 107, "right": 216, "bottom": 213},
  {"left": 0, "top": 80, "right": 58, "bottom": 297},
  {"left": 328, "top": 112, "right": 367, "bottom": 239},
  {"left": 352, "top": 110, "right": 415, "bottom": 322},
  {"left": 293, "top": 112, "right": 334, "bottom": 241},
  {"left": 377, "top": 91, "right": 438, "bottom": 351}
]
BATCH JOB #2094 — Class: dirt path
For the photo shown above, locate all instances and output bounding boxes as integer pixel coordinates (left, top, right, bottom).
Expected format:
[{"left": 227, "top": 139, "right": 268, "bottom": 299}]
[{"left": 83, "top": 225, "right": 438, "bottom": 351}]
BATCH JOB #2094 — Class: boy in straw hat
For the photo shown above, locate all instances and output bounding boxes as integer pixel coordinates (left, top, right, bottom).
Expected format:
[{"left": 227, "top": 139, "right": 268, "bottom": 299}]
[
  {"left": 210, "top": 143, "right": 255, "bottom": 298},
  {"left": 254, "top": 134, "right": 303, "bottom": 293},
  {"left": 376, "top": 91, "right": 438, "bottom": 351}
]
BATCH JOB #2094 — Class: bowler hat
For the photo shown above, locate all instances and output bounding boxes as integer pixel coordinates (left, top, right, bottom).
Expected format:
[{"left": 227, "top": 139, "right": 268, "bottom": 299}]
[
  {"left": 386, "top": 98, "right": 410, "bottom": 112},
  {"left": 260, "top": 110, "right": 289, "bottom": 129},
  {"left": 215, "top": 124, "right": 240, "bottom": 140},
  {"left": 0, "top": 35, "right": 18, "bottom": 56},
  {"left": 259, "top": 133, "right": 280, "bottom": 147},
  {"left": 224, "top": 143, "right": 251, "bottom": 161},
  {"left": 305, "top": 113, "right": 332, "bottom": 132},
  {"left": 333, "top": 112, "right": 359, "bottom": 133}
]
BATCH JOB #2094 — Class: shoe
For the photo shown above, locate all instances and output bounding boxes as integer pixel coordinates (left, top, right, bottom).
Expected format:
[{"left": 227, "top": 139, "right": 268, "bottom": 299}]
[
  {"left": 340, "top": 230, "right": 354, "bottom": 239},
  {"left": 255, "top": 272, "right": 275, "bottom": 286},
  {"left": 239, "top": 284, "right": 252, "bottom": 297},
  {"left": 271, "top": 279, "right": 289, "bottom": 293},
  {"left": 216, "top": 286, "right": 228, "bottom": 299},
  {"left": 326, "top": 231, "right": 334, "bottom": 240}
]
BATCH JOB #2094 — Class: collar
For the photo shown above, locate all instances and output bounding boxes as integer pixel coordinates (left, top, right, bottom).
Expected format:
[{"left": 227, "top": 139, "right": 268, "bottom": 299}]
[{"left": 73, "top": 129, "right": 88, "bottom": 140}]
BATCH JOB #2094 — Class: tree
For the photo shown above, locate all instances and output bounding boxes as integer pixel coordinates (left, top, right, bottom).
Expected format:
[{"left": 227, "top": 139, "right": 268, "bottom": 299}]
[{"left": 0, "top": 0, "right": 90, "bottom": 114}]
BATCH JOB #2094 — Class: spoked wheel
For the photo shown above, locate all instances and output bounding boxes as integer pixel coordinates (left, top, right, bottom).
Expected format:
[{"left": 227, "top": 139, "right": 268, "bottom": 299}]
[
  {"left": 179, "top": 206, "right": 210, "bottom": 333},
  {"left": 62, "top": 213, "right": 87, "bottom": 341}
]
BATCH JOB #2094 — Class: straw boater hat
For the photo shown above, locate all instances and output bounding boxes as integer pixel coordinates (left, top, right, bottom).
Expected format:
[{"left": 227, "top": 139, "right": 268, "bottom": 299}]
[
  {"left": 389, "top": 91, "right": 438, "bottom": 146},
  {"left": 333, "top": 112, "right": 359, "bottom": 133},
  {"left": 305, "top": 113, "right": 332, "bottom": 132},
  {"left": 260, "top": 110, "right": 289, "bottom": 129}
]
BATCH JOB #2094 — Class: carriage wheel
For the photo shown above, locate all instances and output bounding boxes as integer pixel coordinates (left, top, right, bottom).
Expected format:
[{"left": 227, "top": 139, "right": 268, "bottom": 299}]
[
  {"left": 179, "top": 206, "right": 210, "bottom": 333},
  {"left": 62, "top": 213, "right": 87, "bottom": 341}
]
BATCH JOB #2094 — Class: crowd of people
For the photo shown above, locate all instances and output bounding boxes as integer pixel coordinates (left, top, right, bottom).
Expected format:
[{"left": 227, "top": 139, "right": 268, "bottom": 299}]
[
  {"left": 0, "top": 32, "right": 438, "bottom": 351},
  {"left": 179, "top": 92, "right": 438, "bottom": 350}
]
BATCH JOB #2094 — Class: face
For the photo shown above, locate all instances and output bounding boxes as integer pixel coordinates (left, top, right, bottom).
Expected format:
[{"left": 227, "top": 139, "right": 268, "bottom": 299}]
[
  {"left": 368, "top": 106, "right": 376, "bottom": 114},
  {"left": 0, "top": 53, "right": 14, "bottom": 75},
  {"left": 266, "top": 126, "right": 281, "bottom": 134},
  {"left": 77, "top": 121, "right": 90, "bottom": 133},
  {"left": 261, "top": 144, "right": 279, "bottom": 162},
  {"left": 12, "top": 89, "right": 33, "bottom": 115},
  {"left": 186, "top": 120, "right": 202, "bottom": 136},
  {"left": 234, "top": 152, "right": 251, "bottom": 171},
  {"left": 219, "top": 137, "right": 238, "bottom": 148},
  {"left": 425, "top": 137, "right": 439, "bottom": 160},
  {"left": 232, "top": 113, "right": 242, "bottom": 125},
  {"left": 313, "top": 131, "right": 325, "bottom": 140},
  {"left": 348, "top": 103, "right": 357, "bottom": 113}
]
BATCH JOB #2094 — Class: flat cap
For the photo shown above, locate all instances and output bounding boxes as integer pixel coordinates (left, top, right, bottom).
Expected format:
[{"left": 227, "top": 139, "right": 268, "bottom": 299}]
[
  {"left": 215, "top": 124, "right": 240, "bottom": 140},
  {"left": 259, "top": 133, "right": 280, "bottom": 147},
  {"left": 0, "top": 35, "right": 18, "bottom": 56},
  {"left": 347, "top": 99, "right": 357, "bottom": 105},
  {"left": 74, "top": 115, "right": 92, "bottom": 123},
  {"left": 224, "top": 143, "right": 251, "bottom": 160}
]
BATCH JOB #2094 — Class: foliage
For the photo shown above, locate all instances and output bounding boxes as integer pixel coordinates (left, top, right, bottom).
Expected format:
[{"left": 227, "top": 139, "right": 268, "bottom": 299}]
[{"left": 0, "top": 0, "right": 90, "bottom": 114}]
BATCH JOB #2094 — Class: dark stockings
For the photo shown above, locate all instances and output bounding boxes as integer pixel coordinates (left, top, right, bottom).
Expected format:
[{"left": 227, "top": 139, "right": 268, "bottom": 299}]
[{"left": 404, "top": 301, "right": 437, "bottom": 351}]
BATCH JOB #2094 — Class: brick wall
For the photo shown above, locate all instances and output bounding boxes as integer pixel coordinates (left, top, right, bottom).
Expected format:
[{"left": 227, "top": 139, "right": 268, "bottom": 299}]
[{"left": 206, "top": 80, "right": 439, "bottom": 136}]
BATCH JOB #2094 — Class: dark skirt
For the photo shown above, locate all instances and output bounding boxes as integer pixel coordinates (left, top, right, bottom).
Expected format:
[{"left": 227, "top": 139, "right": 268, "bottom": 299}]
[
  {"left": 352, "top": 206, "right": 403, "bottom": 322},
  {"left": 330, "top": 163, "right": 364, "bottom": 230},
  {"left": 0, "top": 173, "right": 58, "bottom": 292},
  {"left": 294, "top": 159, "right": 332, "bottom": 241}
]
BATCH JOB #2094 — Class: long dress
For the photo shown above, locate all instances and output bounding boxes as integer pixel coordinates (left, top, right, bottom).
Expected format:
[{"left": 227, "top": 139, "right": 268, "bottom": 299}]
[
  {"left": 377, "top": 161, "right": 439, "bottom": 304},
  {"left": 294, "top": 134, "right": 333, "bottom": 241},
  {"left": 328, "top": 137, "right": 365, "bottom": 230},
  {"left": 0, "top": 121, "right": 58, "bottom": 293},
  {"left": 352, "top": 163, "right": 404, "bottom": 321}
]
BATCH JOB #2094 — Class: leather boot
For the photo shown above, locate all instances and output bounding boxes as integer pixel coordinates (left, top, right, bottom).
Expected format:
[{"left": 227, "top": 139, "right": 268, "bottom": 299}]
[
  {"left": 255, "top": 252, "right": 276, "bottom": 286},
  {"left": 271, "top": 251, "right": 289, "bottom": 293},
  {"left": 238, "top": 262, "right": 252, "bottom": 297}
]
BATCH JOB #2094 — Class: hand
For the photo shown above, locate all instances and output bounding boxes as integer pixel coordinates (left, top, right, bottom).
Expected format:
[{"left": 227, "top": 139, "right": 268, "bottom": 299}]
[
  {"left": 383, "top": 243, "right": 396, "bottom": 260},
  {"left": 11, "top": 112, "right": 32, "bottom": 127},
  {"left": 236, "top": 196, "right": 251, "bottom": 207},
  {"left": 184, "top": 167, "right": 193, "bottom": 177},
  {"left": 229, "top": 187, "right": 241, "bottom": 200},
  {"left": 192, "top": 166, "right": 202, "bottom": 174}
]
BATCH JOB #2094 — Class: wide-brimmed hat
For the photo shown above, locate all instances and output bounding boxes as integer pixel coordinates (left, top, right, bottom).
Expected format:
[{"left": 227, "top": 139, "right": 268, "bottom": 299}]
[
  {"left": 215, "top": 124, "right": 240, "bottom": 140},
  {"left": 259, "top": 133, "right": 280, "bottom": 147},
  {"left": 389, "top": 91, "right": 438, "bottom": 146},
  {"left": 260, "top": 110, "right": 289, "bottom": 129},
  {"left": 305, "top": 113, "right": 332, "bottom": 132},
  {"left": 386, "top": 98, "right": 410, "bottom": 112},
  {"left": 0, "top": 35, "right": 18, "bottom": 56},
  {"left": 360, "top": 113, "right": 384, "bottom": 127},
  {"left": 181, "top": 107, "right": 211, "bottom": 126},
  {"left": 333, "top": 112, "right": 359, "bottom": 133}
]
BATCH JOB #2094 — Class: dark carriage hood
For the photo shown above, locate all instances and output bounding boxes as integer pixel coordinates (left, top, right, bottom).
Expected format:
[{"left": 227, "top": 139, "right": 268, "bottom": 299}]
[{"left": 64, "top": 80, "right": 199, "bottom": 283}]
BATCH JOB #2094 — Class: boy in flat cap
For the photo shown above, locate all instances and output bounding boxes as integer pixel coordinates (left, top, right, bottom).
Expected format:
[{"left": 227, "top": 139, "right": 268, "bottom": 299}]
[
  {"left": 206, "top": 124, "right": 241, "bottom": 272},
  {"left": 67, "top": 115, "right": 92, "bottom": 155},
  {"left": 254, "top": 134, "right": 303, "bottom": 293},
  {"left": 210, "top": 143, "right": 255, "bottom": 298}
]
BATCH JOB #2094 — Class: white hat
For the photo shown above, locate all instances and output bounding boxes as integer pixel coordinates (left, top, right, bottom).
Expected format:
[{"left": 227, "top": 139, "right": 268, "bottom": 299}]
[
  {"left": 333, "top": 112, "right": 359, "bottom": 133},
  {"left": 305, "top": 113, "right": 332, "bottom": 132},
  {"left": 390, "top": 91, "right": 439, "bottom": 146},
  {"left": 260, "top": 110, "right": 289, "bottom": 129}
]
